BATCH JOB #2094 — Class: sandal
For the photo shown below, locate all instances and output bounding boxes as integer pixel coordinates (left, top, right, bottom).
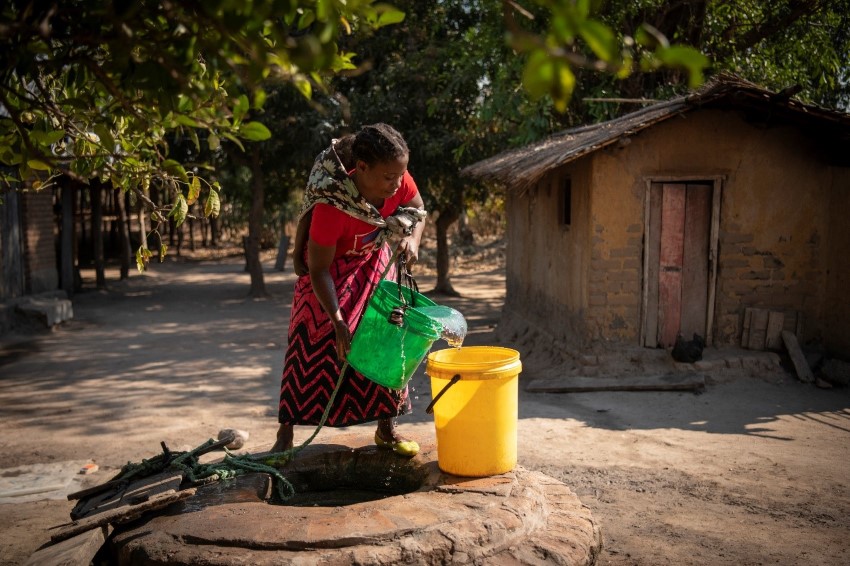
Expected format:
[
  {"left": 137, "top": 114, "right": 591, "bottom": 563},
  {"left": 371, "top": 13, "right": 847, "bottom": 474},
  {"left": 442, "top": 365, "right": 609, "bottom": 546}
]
[{"left": 374, "top": 431, "right": 420, "bottom": 457}]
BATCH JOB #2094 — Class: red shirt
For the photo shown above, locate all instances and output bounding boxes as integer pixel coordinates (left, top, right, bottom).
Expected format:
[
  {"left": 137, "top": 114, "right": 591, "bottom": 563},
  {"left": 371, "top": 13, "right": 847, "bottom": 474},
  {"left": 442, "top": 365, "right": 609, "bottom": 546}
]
[{"left": 309, "top": 171, "right": 419, "bottom": 258}]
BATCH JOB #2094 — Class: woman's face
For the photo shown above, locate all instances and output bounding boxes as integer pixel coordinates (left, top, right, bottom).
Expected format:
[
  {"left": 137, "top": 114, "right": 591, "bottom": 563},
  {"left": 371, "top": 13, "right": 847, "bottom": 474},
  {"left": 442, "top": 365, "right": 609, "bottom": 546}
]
[{"left": 354, "top": 156, "right": 409, "bottom": 204}]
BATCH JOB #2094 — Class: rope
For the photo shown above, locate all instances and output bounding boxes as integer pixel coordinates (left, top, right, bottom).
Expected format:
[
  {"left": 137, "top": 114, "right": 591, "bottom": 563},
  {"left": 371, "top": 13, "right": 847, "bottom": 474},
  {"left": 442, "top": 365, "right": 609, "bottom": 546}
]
[{"left": 110, "top": 246, "right": 406, "bottom": 503}]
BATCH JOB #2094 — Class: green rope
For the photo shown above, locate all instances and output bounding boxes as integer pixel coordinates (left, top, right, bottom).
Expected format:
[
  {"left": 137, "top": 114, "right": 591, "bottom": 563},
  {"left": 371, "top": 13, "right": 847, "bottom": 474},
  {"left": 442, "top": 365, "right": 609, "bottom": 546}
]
[{"left": 110, "top": 247, "right": 404, "bottom": 503}]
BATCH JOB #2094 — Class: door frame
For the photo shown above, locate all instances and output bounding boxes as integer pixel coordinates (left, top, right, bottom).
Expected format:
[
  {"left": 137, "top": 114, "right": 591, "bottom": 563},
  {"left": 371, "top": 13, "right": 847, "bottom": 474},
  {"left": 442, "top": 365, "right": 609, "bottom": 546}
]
[{"left": 640, "top": 175, "right": 724, "bottom": 347}]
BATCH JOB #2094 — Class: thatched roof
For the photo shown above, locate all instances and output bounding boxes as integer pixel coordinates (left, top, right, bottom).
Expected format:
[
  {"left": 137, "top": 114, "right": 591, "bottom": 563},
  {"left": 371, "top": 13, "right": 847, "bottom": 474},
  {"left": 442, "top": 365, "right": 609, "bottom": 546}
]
[{"left": 462, "top": 74, "right": 850, "bottom": 194}]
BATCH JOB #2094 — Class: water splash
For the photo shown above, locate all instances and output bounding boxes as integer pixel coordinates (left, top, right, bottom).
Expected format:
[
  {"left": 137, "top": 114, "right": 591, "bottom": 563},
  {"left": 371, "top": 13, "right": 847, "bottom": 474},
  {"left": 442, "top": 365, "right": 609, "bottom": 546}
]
[{"left": 416, "top": 306, "right": 468, "bottom": 349}]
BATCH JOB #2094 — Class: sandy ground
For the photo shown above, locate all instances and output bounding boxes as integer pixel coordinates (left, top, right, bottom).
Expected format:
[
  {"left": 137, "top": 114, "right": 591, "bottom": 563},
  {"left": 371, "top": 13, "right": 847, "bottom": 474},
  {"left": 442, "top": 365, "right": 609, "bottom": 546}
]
[{"left": 1, "top": 247, "right": 849, "bottom": 565}]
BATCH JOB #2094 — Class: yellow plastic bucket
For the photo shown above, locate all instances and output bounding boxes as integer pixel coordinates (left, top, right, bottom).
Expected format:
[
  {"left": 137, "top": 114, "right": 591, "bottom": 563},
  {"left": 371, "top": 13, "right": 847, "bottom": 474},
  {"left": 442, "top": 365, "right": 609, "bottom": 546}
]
[{"left": 425, "top": 346, "right": 522, "bottom": 477}]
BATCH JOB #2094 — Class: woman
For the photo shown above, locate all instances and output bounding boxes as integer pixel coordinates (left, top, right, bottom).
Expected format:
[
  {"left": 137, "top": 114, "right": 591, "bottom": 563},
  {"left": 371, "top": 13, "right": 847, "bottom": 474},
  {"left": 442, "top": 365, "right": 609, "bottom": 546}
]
[{"left": 272, "top": 123, "right": 426, "bottom": 456}]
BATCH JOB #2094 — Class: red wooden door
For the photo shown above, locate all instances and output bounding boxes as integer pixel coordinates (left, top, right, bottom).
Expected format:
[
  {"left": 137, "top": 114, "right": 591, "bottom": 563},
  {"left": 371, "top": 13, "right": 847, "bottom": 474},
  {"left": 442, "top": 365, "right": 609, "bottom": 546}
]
[{"left": 649, "top": 183, "right": 711, "bottom": 348}]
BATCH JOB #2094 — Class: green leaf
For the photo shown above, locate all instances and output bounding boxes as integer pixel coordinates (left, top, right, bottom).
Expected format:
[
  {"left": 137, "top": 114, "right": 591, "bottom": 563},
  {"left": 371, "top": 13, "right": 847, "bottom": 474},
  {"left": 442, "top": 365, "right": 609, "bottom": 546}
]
[
  {"left": 175, "top": 114, "right": 201, "bottom": 128},
  {"left": 92, "top": 125, "right": 114, "bottom": 152},
  {"left": 232, "top": 94, "right": 250, "bottom": 123},
  {"left": 135, "top": 246, "right": 152, "bottom": 273},
  {"left": 293, "top": 76, "right": 312, "bottom": 99},
  {"left": 204, "top": 188, "right": 221, "bottom": 218},
  {"left": 655, "top": 46, "right": 709, "bottom": 87},
  {"left": 579, "top": 19, "right": 618, "bottom": 63},
  {"left": 159, "top": 243, "right": 168, "bottom": 263},
  {"left": 636, "top": 24, "right": 669, "bottom": 49},
  {"left": 208, "top": 133, "right": 221, "bottom": 151},
  {"left": 33, "top": 130, "right": 66, "bottom": 145},
  {"left": 370, "top": 5, "right": 405, "bottom": 29},
  {"left": 189, "top": 129, "right": 200, "bottom": 153},
  {"left": 187, "top": 176, "right": 201, "bottom": 205},
  {"left": 162, "top": 159, "right": 189, "bottom": 183},
  {"left": 239, "top": 121, "right": 271, "bottom": 141},
  {"left": 252, "top": 88, "right": 267, "bottom": 110},
  {"left": 521, "top": 50, "right": 576, "bottom": 112},
  {"left": 170, "top": 193, "right": 189, "bottom": 226},
  {"left": 27, "top": 159, "right": 52, "bottom": 171}
]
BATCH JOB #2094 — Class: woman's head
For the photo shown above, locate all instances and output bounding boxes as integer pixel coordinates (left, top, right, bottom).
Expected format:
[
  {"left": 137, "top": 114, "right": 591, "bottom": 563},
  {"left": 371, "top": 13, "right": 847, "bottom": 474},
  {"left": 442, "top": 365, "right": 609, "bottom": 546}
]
[
  {"left": 351, "top": 123, "right": 409, "bottom": 166},
  {"left": 351, "top": 124, "right": 409, "bottom": 204}
]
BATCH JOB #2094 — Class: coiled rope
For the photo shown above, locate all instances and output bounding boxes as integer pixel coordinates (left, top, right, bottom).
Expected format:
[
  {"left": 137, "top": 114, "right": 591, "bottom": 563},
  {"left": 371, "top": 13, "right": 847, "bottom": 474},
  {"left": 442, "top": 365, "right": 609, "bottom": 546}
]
[{"left": 112, "top": 246, "right": 406, "bottom": 503}]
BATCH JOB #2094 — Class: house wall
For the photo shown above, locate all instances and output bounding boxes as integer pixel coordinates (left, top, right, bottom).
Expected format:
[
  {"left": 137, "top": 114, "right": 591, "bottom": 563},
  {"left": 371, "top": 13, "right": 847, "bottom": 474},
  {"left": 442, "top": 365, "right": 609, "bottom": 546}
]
[
  {"left": 504, "top": 158, "right": 593, "bottom": 349},
  {"left": 21, "top": 190, "right": 59, "bottom": 294},
  {"left": 591, "top": 108, "right": 837, "bottom": 348},
  {"left": 1, "top": 189, "right": 25, "bottom": 301},
  {"left": 824, "top": 168, "right": 850, "bottom": 356},
  {"left": 505, "top": 108, "right": 847, "bottom": 354}
]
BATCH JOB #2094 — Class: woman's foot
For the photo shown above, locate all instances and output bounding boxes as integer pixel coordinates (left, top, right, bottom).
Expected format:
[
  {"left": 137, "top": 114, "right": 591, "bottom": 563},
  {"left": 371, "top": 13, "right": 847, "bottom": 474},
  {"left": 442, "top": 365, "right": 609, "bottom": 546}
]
[
  {"left": 375, "top": 418, "right": 419, "bottom": 457},
  {"left": 270, "top": 424, "right": 294, "bottom": 453}
]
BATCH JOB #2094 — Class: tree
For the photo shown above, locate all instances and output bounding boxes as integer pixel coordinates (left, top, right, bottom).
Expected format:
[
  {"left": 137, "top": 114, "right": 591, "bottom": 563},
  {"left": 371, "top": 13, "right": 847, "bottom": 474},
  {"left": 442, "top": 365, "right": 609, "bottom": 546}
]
[
  {"left": 0, "top": 0, "right": 403, "bottom": 275},
  {"left": 539, "top": 0, "right": 850, "bottom": 118},
  {"left": 213, "top": 83, "right": 347, "bottom": 296},
  {"left": 335, "top": 0, "right": 496, "bottom": 294}
]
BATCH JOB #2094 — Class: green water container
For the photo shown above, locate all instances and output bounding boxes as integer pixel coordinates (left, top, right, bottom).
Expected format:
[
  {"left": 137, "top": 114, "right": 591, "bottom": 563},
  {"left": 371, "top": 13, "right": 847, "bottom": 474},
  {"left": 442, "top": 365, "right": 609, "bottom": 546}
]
[{"left": 348, "top": 280, "right": 442, "bottom": 390}]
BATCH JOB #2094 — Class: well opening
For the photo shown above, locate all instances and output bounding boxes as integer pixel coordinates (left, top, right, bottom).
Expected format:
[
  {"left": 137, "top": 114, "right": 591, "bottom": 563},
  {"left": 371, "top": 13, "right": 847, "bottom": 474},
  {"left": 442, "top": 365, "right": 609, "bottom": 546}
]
[
  {"left": 271, "top": 448, "right": 430, "bottom": 507},
  {"left": 181, "top": 446, "right": 432, "bottom": 511}
]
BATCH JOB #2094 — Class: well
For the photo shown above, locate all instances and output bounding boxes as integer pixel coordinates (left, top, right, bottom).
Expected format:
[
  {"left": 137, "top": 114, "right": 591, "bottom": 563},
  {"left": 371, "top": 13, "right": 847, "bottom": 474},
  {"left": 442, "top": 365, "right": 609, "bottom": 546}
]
[{"left": 108, "top": 434, "right": 602, "bottom": 565}]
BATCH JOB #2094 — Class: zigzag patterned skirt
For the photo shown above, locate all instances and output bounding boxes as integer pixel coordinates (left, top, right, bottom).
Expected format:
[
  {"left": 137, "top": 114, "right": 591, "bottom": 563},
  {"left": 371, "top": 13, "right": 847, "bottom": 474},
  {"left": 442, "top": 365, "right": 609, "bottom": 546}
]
[{"left": 278, "top": 246, "right": 410, "bottom": 426}]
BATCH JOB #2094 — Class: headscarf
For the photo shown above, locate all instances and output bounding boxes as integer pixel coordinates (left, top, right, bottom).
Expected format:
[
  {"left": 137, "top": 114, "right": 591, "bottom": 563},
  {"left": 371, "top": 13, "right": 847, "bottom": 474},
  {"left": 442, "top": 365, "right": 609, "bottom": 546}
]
[
  {"left": 298, "top": 139, "right": 427, "bottom": 244},
  {"left": 298, "top": 139, "right": 387, "bottom": 228}
]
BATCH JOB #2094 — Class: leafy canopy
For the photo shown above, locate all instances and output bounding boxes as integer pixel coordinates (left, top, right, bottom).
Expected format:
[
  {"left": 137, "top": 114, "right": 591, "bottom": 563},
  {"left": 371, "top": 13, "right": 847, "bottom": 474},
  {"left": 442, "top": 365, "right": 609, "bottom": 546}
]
[{"left": 0, "top": 0, "right": 403, "bottom": 268}]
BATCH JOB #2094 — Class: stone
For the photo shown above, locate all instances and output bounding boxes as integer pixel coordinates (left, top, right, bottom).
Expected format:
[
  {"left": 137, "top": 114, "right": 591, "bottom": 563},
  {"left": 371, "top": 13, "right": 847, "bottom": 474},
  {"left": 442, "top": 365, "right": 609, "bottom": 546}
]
[{"left": 107, "top": 433, "right": 602, "bottom": 565}]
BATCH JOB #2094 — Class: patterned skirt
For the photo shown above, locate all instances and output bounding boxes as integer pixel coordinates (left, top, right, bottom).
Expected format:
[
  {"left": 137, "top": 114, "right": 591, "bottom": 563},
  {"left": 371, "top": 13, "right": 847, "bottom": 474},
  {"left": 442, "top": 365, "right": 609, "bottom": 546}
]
[{"left": 277, "top": 246, "right": 410, "bottom": 426}]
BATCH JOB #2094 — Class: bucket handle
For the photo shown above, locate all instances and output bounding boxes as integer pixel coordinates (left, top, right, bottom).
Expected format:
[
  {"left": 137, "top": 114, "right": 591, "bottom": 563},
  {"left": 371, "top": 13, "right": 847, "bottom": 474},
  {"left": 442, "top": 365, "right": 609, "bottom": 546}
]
[
  {"left": 396, "top": 254, "right": 420, "bottom": 308},
  {"left": 425, "top": 374, "right": 461, "bottom": 414}
]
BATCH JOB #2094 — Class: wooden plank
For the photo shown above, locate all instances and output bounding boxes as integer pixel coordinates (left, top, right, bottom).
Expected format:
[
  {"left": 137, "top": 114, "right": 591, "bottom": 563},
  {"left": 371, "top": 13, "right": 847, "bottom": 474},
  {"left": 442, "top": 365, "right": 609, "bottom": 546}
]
[
  {"left": 782, "top": 330, "right": 814, "bottom": 383},
  {"left": 643, "top": 183, "right": 663, "bottom": 346},
  {"left": 747, "top": 308, "right": 769, "bottom": 350},
  {"left": 705, "top": 178, "right": 722, "bottom": 346},
  {"left": 67, "top": 478, "right": 126, "bottom": 501},
  {"left": 526, "top": 374, "right": 706, "bottom": 393},
  {"left": 24, "top": 526, "right": 108, "bottom": 566},
  {"left": 680, "top": 184, "right": 711, "bottom": 338},
  {"left": 765, "top": 311, "right": 785, "bottom": 350},
  {"left": 51, "top": 488, "right": 196, "bottom": 544},
  {"left": 71, "top": 471, "right": 183, "bottom": 520},
  {"left": 658, "top": 184, "right": 686, "bottom": 347}
]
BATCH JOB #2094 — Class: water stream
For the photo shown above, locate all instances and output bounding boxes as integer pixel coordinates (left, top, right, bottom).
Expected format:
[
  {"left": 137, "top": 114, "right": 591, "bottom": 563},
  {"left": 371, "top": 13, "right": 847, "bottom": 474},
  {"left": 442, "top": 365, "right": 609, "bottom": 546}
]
[{"left": 415, "top": 305, "right": 468, "bottom": 348}]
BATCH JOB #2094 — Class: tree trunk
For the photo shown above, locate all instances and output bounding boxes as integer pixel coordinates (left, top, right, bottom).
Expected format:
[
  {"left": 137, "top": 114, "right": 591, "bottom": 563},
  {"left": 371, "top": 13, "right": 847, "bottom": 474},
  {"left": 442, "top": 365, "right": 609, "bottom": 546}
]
[
  {"left": 188, "top": 207, "right": 196, "bottom": 252},
  {"left": 138, "top": 186, "right": 148, "bottom": 251},
  {"left": 59, "top": 177, "right": 75, "bottom": 297},
  {"left": 433, "top": 207, "right": 460, "bottom": 296},
  {"left": 456, "top": 208, "right": 474, "bottom": 247},
  {"left": 90, "top": 179, "right": 106, "bottom": 289},
  {"left": 115, "top": 186, "right": 131, "bottom": 279},
  {"left": 210, "top": 217, "right": 219, "bottom": 247},
  {"left": 246, "top": 145, "right": 267, "bottom": 297}
]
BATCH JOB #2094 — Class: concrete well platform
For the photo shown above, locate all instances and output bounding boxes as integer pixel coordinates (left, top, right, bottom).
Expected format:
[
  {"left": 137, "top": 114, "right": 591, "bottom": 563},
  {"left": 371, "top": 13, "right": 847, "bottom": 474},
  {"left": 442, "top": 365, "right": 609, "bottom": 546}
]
[{"left": 109, "top": 433, "right": 602, "bottom": 565}]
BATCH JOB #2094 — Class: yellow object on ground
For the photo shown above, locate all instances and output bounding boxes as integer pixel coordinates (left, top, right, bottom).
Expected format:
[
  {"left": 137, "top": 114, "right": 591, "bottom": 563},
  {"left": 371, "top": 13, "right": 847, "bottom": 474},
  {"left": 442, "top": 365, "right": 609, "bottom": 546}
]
[{"left": 426, "top": 346, "right": 522, "bottom": 477}]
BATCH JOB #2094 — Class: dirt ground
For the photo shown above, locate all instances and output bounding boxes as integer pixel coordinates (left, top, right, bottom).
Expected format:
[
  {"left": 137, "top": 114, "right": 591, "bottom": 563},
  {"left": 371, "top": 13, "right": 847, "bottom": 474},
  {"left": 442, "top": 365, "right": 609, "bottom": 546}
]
[{"left": 1, "top": 242, "right": 849, "bottom": 565}]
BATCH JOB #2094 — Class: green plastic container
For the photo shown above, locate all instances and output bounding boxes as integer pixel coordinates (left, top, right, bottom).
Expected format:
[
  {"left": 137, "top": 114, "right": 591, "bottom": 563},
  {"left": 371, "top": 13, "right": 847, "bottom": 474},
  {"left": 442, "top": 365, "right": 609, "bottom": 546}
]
[{"left": 348, "top": 280, "right": 442, "bottom": 389}]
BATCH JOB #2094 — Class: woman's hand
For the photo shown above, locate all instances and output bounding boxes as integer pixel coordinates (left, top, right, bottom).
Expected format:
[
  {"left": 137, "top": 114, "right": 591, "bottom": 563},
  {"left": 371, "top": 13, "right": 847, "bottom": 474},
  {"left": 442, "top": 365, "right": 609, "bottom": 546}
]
[
  {"left": 293, "top": 252, "right": 308, "bottom": 277},
  {"left": 398, "top": 236, "right": 419, "bottom": 265},
  {"left": 332, "top": 318, "right": 352, "bottom": 360}
]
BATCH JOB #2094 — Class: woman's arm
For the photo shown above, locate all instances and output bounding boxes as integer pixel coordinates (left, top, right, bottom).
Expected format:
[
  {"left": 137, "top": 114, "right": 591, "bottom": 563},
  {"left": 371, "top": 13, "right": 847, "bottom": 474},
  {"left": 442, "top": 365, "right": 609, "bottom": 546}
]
[
  {"left": 398, "top": 192, "right": 425, "bottom": 265},
  {"left": 292, "top": 209, "right": 312, "bottom": 276},
  {"left": 307, "top": 239, "right": 352, "bottom": 361}
]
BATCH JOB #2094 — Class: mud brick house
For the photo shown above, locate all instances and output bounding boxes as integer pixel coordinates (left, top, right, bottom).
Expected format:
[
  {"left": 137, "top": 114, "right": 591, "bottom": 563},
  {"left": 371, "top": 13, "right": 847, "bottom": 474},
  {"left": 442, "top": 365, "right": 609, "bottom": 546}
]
[
  {"left": 463, "top": 75, "right": 850, "bottom": 359},
  {"left": 1, "top": 182, "right": 72, "bottom": 332}
]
